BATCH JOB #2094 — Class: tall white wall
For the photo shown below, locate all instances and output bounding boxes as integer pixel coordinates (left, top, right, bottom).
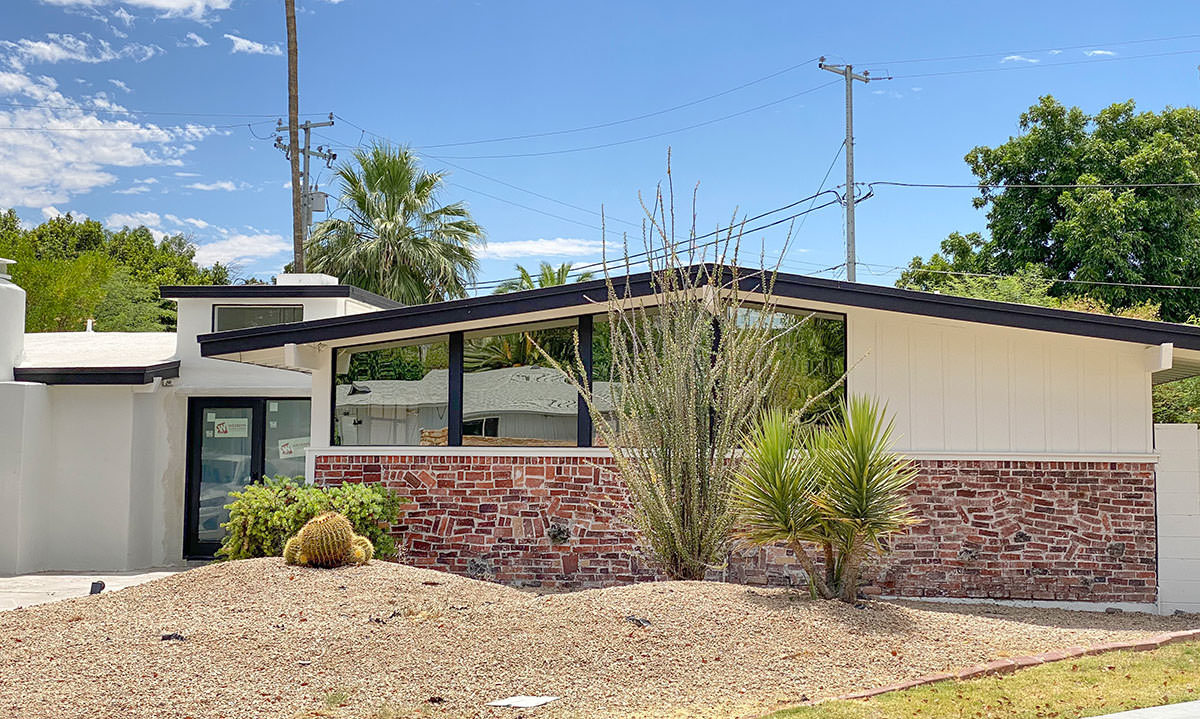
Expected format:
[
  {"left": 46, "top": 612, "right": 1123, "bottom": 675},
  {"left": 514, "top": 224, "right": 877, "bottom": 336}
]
[
  {"left": 0, "top": 273, "right": 25, "bottom": 382},
  {"left": 846, "top": 307, "right": 1154, "bottom": 455},
  {"left": 1154, "top": 423, "right": 1200, "bottom": 614}
]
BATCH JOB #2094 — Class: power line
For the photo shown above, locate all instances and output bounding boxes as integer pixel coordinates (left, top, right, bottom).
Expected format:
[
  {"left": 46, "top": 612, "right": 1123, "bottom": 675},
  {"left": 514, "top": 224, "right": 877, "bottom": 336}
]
[
  {"left": 861, "top": 32, "right": 1200, "bottom": 67},
  {"left": 413, "top": 57, "right": 820, "bottom": 149},
  {"left": 396, "top": 80, "right": 842, "bottom": 161},
  {"left": 445, "top": 181, "right": 607, "bottom": 232},
  {"left": 889, "top": 48, "right": 1200, "bottom": 81},
  {"left": 471, "top": 192, "right": 844, "bottom": 291},
  {"left": 0, "top": 119, "right": 278, "bottom": 132},
  {"left": 0, "top": 101, "right": 325, "bottom": 119},
  {"left": 858, "top": 262, "right": 1200, "bottom": 291},
  {"left": 869, "top": 180, "right": 1200, "bottom": 190}
]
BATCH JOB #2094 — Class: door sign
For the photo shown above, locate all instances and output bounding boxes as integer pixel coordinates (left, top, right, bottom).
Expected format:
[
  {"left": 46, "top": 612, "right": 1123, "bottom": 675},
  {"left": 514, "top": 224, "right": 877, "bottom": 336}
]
[{"left": 213, "top": 417, "right": 250, "bottom": 438}]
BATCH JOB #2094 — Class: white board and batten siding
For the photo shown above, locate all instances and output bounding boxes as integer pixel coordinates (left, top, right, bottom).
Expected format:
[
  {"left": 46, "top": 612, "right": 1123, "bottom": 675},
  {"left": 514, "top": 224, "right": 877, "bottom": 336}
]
[{"left": 845, "top": 307, "right": 1154, "bottom": 456}]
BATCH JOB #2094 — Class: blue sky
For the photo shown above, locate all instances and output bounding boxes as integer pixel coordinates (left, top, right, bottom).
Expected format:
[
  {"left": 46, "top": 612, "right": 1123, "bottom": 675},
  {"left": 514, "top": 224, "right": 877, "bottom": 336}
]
[{"left": 2, "top": 1, "right": 1199, "bottom": 289}]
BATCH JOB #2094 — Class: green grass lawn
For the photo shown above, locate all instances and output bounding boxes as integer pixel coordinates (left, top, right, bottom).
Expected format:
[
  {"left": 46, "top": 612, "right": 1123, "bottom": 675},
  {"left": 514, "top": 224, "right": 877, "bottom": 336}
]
[{"left": 767, "top": 642, "right": 1200, "bottom": 719}]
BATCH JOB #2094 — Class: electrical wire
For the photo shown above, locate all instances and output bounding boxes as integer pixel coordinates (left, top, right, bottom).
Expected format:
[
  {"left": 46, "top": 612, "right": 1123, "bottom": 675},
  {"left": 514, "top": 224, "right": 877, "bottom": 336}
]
[
  {"left": 857, "top": 262, "right": 1200, "bottom": 291},
  {"left": 860, "top": 32, "right": 1200, "bottom": 67},
  {"left": 420, "top": 80, "right": 842, "bottom": 160},
  {"left": 0, "top": 101, "right": 324, "bottom": 118},
  {"left": 869, "top": 180, "right": 1200, "bottom": 190},
  {"left": 888, "top": 48, "right": 1200, "bottom": 81},
  {"left": 470, "top": 192, "right": 845, "bottom": 291},
  {"left": 412, "top": 57, "right": 821, "bottom": 149},
  {"left": 0, "top": 119, "right": 278, "bottom": 132}
]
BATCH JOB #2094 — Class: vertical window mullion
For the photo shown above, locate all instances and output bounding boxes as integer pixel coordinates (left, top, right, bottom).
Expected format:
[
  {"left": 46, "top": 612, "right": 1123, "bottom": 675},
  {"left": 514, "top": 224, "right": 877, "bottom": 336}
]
[
  {"left": 448, "top": 331, "right": 464, "bottom": 446},
  {"left": 577, "top": 315, "right": 594, "bottom": 448}
]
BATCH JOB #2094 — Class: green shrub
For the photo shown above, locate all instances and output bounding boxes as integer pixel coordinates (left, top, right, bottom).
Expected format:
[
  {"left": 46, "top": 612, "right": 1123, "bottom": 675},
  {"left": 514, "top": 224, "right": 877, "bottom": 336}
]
[{"left": 217, "top": 476, "right": 402, "bottom": 561}]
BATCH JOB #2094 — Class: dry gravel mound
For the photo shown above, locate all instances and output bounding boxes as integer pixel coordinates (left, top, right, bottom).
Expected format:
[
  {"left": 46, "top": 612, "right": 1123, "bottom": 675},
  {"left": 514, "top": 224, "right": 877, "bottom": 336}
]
[{"left": 0, "top": 558, "right": 1194, "bottom": 718}]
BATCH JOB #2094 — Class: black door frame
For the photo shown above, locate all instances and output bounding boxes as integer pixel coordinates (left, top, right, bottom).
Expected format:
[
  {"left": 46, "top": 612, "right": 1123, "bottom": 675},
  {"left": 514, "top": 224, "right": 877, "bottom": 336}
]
[{"left": 183, "top": 396, "right": 306, "bottom": 559}]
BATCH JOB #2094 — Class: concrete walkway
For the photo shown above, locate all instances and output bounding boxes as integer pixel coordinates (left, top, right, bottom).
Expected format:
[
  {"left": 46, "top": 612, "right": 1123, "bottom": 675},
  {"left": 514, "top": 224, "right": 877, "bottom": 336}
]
[
  {"left": 1091, "top": 701, "right": 1200, "bottom": 718},
  {"left": 0, "top": 568, "right": 188, "bottom": 610}
]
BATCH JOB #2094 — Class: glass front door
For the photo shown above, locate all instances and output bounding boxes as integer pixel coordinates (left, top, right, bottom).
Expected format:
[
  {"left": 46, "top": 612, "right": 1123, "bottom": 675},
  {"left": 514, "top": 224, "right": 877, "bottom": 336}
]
[{"left": 184, "top": 397, "right": 310, "bottom": 558}]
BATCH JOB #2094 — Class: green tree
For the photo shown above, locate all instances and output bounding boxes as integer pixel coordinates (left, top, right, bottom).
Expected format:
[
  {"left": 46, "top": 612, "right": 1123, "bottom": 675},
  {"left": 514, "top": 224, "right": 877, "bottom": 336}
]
[
  {"left": 0, "top": 209, "right": 230, "bottom": 332},
  {"left": 494, "top": 261, "right": 594, "bottom": 294},
  {"left": 902, "top": 96, "right": 1200, "bottom": 321},
  {"left": 305, "top": 143, "right": 485, "bottom": 304}
]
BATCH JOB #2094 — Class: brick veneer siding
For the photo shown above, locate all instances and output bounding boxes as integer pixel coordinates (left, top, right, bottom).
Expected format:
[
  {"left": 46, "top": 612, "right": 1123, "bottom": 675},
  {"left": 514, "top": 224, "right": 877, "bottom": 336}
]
[{"left": 313, "top": 454, "right": 1157, "bottom": 603}]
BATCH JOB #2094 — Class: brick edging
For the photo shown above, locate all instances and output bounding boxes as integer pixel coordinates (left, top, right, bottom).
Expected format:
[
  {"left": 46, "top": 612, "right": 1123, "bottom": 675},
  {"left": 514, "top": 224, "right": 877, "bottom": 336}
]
[{"left": 828, "top": 628, "right": 1200, "bottom": 703}]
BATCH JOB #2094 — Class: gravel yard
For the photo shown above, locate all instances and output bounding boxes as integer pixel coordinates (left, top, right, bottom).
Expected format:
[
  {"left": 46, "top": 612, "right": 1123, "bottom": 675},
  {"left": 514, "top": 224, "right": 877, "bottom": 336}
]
[{"left": 0, "top": 558, "right": 1195, "bottom": 719}]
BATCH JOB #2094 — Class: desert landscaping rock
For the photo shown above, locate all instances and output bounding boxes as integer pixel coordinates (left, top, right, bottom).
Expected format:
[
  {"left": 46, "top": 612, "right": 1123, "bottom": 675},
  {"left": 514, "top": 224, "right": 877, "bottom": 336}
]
[{"left": 0, "top": 558, "right": 1196, "bottom": 719}]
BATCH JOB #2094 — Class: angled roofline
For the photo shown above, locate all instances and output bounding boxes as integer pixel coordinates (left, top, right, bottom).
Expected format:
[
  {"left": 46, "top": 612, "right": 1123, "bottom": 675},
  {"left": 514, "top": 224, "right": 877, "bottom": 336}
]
[
  {"left": 13, "top": 360, "right": 181, "bottom": 385},
  {"left": 197, "top": 265, "right": 1200, "bottom": 358},
  {"left": 160, "top": 284, "right": 404, "bottom": 310}
]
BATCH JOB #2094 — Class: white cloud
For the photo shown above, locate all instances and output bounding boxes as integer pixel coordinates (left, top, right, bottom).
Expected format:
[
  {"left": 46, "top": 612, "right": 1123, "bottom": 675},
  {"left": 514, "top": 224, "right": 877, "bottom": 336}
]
[
  {"left": 194, "top": 232, "right": 289, "bottom": 266},
  {"left": 0, "top": 70, "right": 214, "bottom": 207},
  {"left": 185, "top": 179, "right": 242, "bottom": 191},
  {"left": 107, "top": 78, "right": 131, "bottom": 93},
  {"left": 0, "top": 33, "right": 162, "bottom": 70},
  {"left": 180, "top": 32, "right": 209, "bottom": 48},
  {"left": 1049, "top": 49, "right": 1063, "bottom": 55},
  {"left": 104, "top": 209, "right": 167, "bottom": 239},
  {"left": 223, "top": 33, "right": 282, "bottom": 57},
  {"left": 41, "top": 206, "right": 62, "bottom": 219},
  {"left": 40, "top": 0, "right": 233, "bottom": 22},
  {"left": 1085, "top": 49, "right": 1116, "bottom": 57},
  {"left": 164, "top": 213, "right": 209, "bottom": 229},
  {"left": 111, "top": 7, "right": 134, "bottom": 26},
  {"left": 135, "top": 176, "right": 157, "bottom": 184},
  {"left": 478, "top": 238, "right": 605, "bottom": 260},
  {"left": 113, "top": 185, "right": 150, "bottom": 194},
  {"left": 1001, "top": 55, "right": 1039, "bottom": 64},
  {"left": 173, "top": 171, "right": 200, "bottom": 177}
]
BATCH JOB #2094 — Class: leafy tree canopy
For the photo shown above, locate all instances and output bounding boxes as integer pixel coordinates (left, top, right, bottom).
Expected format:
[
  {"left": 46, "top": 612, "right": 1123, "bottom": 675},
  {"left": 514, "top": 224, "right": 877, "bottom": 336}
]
[
  {"left": 0, "top": 208, "right": 230, "bottom": 332},
  {"left": 901, "top": 96, "right": 1200, "bottom": 322}
]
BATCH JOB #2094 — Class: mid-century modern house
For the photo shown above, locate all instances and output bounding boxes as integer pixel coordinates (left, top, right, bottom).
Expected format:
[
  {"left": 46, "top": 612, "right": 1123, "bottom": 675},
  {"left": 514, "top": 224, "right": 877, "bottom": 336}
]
[{"left": 4, "top": 260, "right": 1200, "bottom": 614}]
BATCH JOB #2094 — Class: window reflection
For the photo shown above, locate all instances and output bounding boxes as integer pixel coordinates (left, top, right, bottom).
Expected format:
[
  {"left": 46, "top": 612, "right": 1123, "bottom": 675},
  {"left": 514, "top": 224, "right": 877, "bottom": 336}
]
[{"left": 333, "top": 341, "right": 449, "bottom": 446}]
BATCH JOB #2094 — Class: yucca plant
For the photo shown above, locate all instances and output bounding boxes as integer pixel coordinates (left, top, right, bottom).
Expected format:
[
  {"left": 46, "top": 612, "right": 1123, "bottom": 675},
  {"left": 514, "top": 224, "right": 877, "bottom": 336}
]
[{"left": 732, "top": 396, "right": 919, "bottom": 602}]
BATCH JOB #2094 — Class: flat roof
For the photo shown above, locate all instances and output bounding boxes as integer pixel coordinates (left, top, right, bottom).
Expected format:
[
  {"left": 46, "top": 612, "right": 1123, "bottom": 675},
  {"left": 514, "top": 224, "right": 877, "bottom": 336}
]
[
  {"left": 15, "top": 332, "right": 179, "bottom": 385},
  {"left": 160, "top": 283, "right": 404, "bottom": 310},
  {"left": 197, "top": 266, "right": 1200, "bottom": 362}
]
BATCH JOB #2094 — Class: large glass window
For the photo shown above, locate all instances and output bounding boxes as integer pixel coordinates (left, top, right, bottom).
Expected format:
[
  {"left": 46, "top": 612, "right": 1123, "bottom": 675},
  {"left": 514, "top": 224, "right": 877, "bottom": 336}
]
[
  {"left": 463, "top": 322, "right": 580, "bottom": 447},
  {"left": 764, "top": 310, "right": 846, "bottom": 419},
  {"left": 333, "top": 340, "right": 449, "bottom": 446},
  {"left": 213, "top": 304, "right": 303, "bottom": 332}
]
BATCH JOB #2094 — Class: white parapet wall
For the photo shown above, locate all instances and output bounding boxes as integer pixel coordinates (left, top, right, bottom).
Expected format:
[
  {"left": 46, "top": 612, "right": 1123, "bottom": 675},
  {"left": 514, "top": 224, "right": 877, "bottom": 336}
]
[{"left": 1154, "top": 423, "right": 1200, "bottom": 614}]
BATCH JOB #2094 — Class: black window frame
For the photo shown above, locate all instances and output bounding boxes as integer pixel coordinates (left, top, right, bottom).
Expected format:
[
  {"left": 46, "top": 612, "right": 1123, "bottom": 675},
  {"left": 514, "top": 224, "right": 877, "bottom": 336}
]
[
  {"left": 211, "top": 303, "right": 304, "bottom": 333},
  {"left": 328, "top": 306, "right": 846, "bottom": 450}
]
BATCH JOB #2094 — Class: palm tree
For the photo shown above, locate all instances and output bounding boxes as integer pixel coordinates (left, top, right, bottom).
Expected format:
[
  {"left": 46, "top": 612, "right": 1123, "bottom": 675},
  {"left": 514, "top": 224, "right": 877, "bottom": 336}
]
[
  {"left": 305, "top": 143, "right": 484, "bottom": 304},
  {"left": 494, "top": 261, "right": 594, "bottom": 294}
]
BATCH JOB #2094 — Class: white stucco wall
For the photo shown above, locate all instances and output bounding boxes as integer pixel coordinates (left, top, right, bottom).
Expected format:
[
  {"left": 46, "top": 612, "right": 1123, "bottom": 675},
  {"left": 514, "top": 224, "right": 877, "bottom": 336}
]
[{"left": 844, "top": 307, "right": 1154, "bottom": 456}]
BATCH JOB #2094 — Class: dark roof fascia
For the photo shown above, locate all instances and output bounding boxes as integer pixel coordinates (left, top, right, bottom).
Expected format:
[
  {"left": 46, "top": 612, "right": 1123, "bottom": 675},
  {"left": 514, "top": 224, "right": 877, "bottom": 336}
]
[
  {"left": 160, "top": 284, "right": 404, "bottom": 310},
  {"left": 198, "top": 270, "right": 656, "bottom": 357},
  {"left": 760, "top": 272, "right": 1200, "bottom": 351},
  {"left": 197, "top": 265, "right": 1200, "bottom": 358},
  {"left": 13, "top": 360, "right": 181, "bottom": 385}
]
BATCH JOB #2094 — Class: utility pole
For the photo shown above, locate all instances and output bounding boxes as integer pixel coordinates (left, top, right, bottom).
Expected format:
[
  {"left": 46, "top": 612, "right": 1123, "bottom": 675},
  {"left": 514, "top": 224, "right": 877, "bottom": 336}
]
[
  {"left": 819, "top": 57, "right": 871, "bottom": 282},
  {"left": 275, "top": 114, "right": 337, "bottom": 256},
  {"left": 285, "top": 0, "right": 302, "bottom": 272}
]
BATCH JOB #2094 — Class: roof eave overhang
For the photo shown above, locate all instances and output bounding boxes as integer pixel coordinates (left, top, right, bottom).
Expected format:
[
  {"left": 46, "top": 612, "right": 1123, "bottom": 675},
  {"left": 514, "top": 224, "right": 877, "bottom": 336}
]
[
  {"left": 12, "top": 360, "right": 181, "bottom": 385},
  {"left": 197, "top": 266, "right": 1200, "bottom": 362}
]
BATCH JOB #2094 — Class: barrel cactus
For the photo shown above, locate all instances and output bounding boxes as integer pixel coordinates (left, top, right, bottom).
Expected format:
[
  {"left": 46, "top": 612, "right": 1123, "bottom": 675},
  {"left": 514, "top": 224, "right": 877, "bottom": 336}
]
[{"left": 283, "top": 511, "right": 374, "bottom": 568}]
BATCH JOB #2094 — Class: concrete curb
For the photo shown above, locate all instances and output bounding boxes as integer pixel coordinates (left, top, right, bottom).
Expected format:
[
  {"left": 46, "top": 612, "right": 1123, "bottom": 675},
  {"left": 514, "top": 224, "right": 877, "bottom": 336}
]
[{"left": 830, "top": 628, "right": 1200, "bottom": 703}]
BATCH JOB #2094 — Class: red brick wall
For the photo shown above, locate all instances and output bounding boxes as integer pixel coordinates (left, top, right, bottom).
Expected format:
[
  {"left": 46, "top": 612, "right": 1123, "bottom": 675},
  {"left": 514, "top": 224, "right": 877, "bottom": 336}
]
[{"left": 314, "top": 454, "right": 1157, "bottom": 603}]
